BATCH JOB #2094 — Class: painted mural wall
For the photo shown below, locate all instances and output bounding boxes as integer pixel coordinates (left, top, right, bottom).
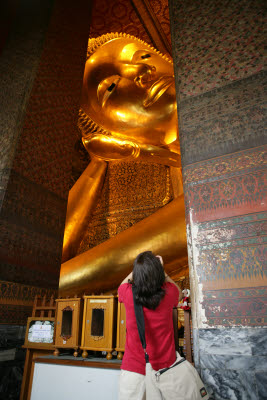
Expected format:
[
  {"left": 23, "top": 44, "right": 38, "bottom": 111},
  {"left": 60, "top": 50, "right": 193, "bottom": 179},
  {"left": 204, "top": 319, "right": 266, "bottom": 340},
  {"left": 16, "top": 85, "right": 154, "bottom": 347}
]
[
  {"left": 0, "top": 0, "right": 91, "bottom": 397},
  {"left": 0, "top": 0, "right": 91, "bottom": 325},
  {"left": 169, "top": 0, "right": 266, "bottom": 398}
]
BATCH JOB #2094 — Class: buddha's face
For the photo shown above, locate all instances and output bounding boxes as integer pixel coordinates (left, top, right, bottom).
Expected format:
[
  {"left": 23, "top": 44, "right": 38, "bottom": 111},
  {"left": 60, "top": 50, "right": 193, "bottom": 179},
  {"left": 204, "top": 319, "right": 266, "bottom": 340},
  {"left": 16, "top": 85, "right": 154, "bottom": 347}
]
[{"left": 81, "top": 37, "right": 178, "bottom": 147}]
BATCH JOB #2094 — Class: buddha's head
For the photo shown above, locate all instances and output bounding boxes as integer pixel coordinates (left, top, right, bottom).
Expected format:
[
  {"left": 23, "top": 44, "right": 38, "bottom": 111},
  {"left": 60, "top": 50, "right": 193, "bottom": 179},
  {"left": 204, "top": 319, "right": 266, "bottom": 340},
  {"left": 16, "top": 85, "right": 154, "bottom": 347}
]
[{"left": 80, "top": 33, "right": 178, "bottom": 147}]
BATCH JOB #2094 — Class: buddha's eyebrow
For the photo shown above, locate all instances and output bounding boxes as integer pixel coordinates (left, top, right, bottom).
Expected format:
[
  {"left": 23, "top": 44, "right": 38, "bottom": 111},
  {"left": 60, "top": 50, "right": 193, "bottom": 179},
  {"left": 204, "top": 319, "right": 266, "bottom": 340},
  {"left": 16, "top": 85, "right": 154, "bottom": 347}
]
[
  {"left": 97, "top": 77, "right": 112, "bottom": 101},
  {"left": 97, "top": 76, "right": 121, "bottom": 106}
]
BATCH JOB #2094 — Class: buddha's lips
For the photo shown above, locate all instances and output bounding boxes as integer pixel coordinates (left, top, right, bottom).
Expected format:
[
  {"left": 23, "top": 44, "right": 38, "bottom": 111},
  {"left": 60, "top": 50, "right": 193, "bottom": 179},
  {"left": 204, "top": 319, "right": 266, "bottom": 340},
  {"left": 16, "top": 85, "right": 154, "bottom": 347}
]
[{"left": 143, "top": 75, "right": 174, "bottom": 108}]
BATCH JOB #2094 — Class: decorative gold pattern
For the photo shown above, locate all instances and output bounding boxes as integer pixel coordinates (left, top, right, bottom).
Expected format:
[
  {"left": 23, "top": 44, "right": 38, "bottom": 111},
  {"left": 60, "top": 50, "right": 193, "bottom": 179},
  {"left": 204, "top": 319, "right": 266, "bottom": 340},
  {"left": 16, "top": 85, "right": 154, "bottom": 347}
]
[{"left": 78, "top": 161, "right": 172, "bottom": 251}]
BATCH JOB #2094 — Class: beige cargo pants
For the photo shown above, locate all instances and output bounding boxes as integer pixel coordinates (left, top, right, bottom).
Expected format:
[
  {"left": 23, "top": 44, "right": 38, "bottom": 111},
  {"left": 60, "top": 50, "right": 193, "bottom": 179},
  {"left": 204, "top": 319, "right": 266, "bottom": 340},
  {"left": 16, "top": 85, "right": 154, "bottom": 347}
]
[{"left": 119, "top": 353, "right": 210, "bottom": 400}]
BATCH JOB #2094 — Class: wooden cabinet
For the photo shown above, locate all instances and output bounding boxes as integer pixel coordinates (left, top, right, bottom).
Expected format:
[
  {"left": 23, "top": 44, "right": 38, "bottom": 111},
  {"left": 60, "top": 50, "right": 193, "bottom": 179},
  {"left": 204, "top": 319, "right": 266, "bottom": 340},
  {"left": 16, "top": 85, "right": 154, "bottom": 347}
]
[
  {"left": 81, "top": 295, "right": 117, "bottom": 360},
  {"left": 54, "top": 298, "right": 83, "bottom": 356},
  {"left": 115, "top": 301, "right": 126, "bottom": 360}
]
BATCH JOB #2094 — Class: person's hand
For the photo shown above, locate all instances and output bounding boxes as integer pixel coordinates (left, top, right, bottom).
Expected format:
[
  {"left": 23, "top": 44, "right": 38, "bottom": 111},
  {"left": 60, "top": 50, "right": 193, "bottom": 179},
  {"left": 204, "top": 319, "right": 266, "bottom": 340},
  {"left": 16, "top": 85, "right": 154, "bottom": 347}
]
[
  {"left": 156, "top": 255, "right": 163, "bottom": 266},
  {"left": 128, "top": 271, "right": 133, "bottom": 283}
]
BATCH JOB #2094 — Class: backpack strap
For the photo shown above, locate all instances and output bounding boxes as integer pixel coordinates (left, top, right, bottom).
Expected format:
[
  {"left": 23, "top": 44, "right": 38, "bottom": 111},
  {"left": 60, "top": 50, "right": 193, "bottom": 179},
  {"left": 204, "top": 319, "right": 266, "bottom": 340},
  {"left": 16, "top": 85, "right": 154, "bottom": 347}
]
[{"left": 132, "top": 285, "right": 149, "bottom": 363}]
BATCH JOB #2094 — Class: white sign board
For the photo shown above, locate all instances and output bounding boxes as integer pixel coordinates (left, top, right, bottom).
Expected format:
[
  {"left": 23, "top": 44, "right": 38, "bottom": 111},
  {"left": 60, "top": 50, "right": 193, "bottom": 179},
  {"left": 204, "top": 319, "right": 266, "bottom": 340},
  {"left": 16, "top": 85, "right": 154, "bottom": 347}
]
[
  {"left": 31, "top": 363, "right": 120, "bottom": 400},
  {"left": 32, "top": 325, "right": 52, "bottom": 340}
]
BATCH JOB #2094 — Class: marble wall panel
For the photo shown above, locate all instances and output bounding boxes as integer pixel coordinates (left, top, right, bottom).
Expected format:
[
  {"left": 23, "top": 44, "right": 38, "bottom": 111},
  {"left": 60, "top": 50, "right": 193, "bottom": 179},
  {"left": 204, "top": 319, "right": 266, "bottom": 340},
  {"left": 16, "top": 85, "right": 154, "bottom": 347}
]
[
  {"left": 250, "top": 327, "right": 267, "bottom": 356},
  {"left": 255, "top": 372, "right": 267, "bottom": 400},
  {"left": 194, "top": 328, "right": 267, "bottom": 399},
  {"left": 202, "top": 368, "right": 258, "bottom": 400},
  {"left": 198, "top": 328, "right": 253, "bottom": 355}
]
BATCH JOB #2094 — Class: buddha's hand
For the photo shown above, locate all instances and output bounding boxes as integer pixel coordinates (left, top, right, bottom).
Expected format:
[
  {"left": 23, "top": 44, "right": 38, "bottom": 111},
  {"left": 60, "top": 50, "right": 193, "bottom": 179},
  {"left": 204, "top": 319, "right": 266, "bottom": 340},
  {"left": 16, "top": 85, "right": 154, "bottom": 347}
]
[
  {"left": 82, "top": 134, "right": 140, "bottom": 161},
  {"left": 82, "top": 134, "right": 181, "bottom": 167}
]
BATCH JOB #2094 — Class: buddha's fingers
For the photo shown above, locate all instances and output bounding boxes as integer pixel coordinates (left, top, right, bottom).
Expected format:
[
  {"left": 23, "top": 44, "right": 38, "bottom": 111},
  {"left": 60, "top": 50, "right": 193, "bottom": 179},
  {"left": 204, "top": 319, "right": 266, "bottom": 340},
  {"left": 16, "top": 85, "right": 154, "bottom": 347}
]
[{"left": 83, "top": 134, "right": 181, "bottom": 167}]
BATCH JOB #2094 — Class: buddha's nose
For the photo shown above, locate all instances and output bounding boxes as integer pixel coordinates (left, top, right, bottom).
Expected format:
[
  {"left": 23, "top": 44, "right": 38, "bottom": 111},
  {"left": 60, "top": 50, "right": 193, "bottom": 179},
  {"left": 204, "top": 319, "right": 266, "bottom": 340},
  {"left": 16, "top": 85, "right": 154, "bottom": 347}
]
[
  {"left": 117, "top": 62, "right": 156, "bottom": 85},
  {"left": 134, "top": 64, "right": 156, "bottom": 87}
]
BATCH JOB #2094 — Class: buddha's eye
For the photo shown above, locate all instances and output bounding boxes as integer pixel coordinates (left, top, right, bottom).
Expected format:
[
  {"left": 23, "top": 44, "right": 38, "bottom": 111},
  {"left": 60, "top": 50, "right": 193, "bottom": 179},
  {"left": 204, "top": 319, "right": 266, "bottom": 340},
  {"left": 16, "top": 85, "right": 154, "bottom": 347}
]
[
  {"left": 97, "top": 76, "right": 120, "bottom": 108},
  {"left": 107, "top": 83, "right": 116, "bottom": 92},
  {"left": 131, "top": 50, "right": 153, "bottom": 65},
  {"left": 141, "top": 54, "right": 151, "bottom": 60}
]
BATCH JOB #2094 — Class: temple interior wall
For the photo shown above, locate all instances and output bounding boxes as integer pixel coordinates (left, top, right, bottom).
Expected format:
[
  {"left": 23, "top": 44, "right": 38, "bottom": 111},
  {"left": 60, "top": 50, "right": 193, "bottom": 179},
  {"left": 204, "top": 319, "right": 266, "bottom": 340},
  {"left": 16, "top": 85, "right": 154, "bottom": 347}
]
[
  {"left": 0, "top": 0, "right": 92, "bottom": 397},
  {"left": 0, "top": 0, "right": 92, "bottom": 321},
  {"left": 169, "top": 0, "right": 266, "bottom": 398}
]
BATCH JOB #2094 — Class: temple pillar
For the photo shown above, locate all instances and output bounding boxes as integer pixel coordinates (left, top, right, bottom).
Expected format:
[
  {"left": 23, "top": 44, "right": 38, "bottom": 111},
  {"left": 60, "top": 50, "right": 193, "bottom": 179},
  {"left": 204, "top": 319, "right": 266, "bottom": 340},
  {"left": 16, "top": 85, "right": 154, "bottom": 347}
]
[{"left": 169, "top": 0, "right": 266, "bottom": 398}]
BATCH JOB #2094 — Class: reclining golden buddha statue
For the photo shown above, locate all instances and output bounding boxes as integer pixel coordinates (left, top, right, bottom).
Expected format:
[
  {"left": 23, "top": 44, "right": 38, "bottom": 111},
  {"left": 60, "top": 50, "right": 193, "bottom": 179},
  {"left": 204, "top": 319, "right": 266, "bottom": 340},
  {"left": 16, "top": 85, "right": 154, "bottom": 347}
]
[{"left": 59, "top": 33, "right": 188, "bottom": 296}]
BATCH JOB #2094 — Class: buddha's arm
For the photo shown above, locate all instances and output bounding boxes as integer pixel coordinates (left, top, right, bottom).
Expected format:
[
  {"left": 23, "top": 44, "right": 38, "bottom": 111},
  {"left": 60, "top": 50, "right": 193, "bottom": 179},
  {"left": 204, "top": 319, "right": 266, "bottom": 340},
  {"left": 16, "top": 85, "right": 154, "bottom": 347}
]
[
  {"left": 82, "top": 134, "right": 181, "bottom": 168},
  {"left": 59, "top": 195, "right": 187, "bottom": 296},
  {"left": 61, "top": 158, "right": 107, "bottom": 263},
  {"left": 170, "top": 166, "right": 184, "bottom": 197}
]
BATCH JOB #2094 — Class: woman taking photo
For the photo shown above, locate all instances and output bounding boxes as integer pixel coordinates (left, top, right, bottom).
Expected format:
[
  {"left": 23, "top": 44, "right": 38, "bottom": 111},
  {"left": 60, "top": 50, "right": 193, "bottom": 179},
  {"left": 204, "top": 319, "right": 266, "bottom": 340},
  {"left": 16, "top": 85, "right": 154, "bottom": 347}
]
[{"left": 118, "top": 250, "right": 182, "bottom": 400}]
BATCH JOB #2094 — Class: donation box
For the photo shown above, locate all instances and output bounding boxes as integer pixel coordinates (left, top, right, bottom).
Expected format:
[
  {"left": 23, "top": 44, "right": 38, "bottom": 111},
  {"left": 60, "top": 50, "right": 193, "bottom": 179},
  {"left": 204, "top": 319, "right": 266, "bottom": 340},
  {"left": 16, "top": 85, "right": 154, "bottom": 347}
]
[
  {"left": 81, "top": 295, "right": 117, "bottom": 360},
  {"left": 115, "top": 301, "right": 126, "bottom": 360},
  {"left": 54, "top": 298, "right": 83, "bottom": 357}
]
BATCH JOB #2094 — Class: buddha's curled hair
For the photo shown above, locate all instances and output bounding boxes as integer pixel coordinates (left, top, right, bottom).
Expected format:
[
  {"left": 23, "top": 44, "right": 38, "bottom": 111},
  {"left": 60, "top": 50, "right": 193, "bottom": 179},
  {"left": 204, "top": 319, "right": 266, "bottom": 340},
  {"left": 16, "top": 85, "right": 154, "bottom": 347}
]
[{"left": 133, "top": 251, "right": 165, "bottom": 310}]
